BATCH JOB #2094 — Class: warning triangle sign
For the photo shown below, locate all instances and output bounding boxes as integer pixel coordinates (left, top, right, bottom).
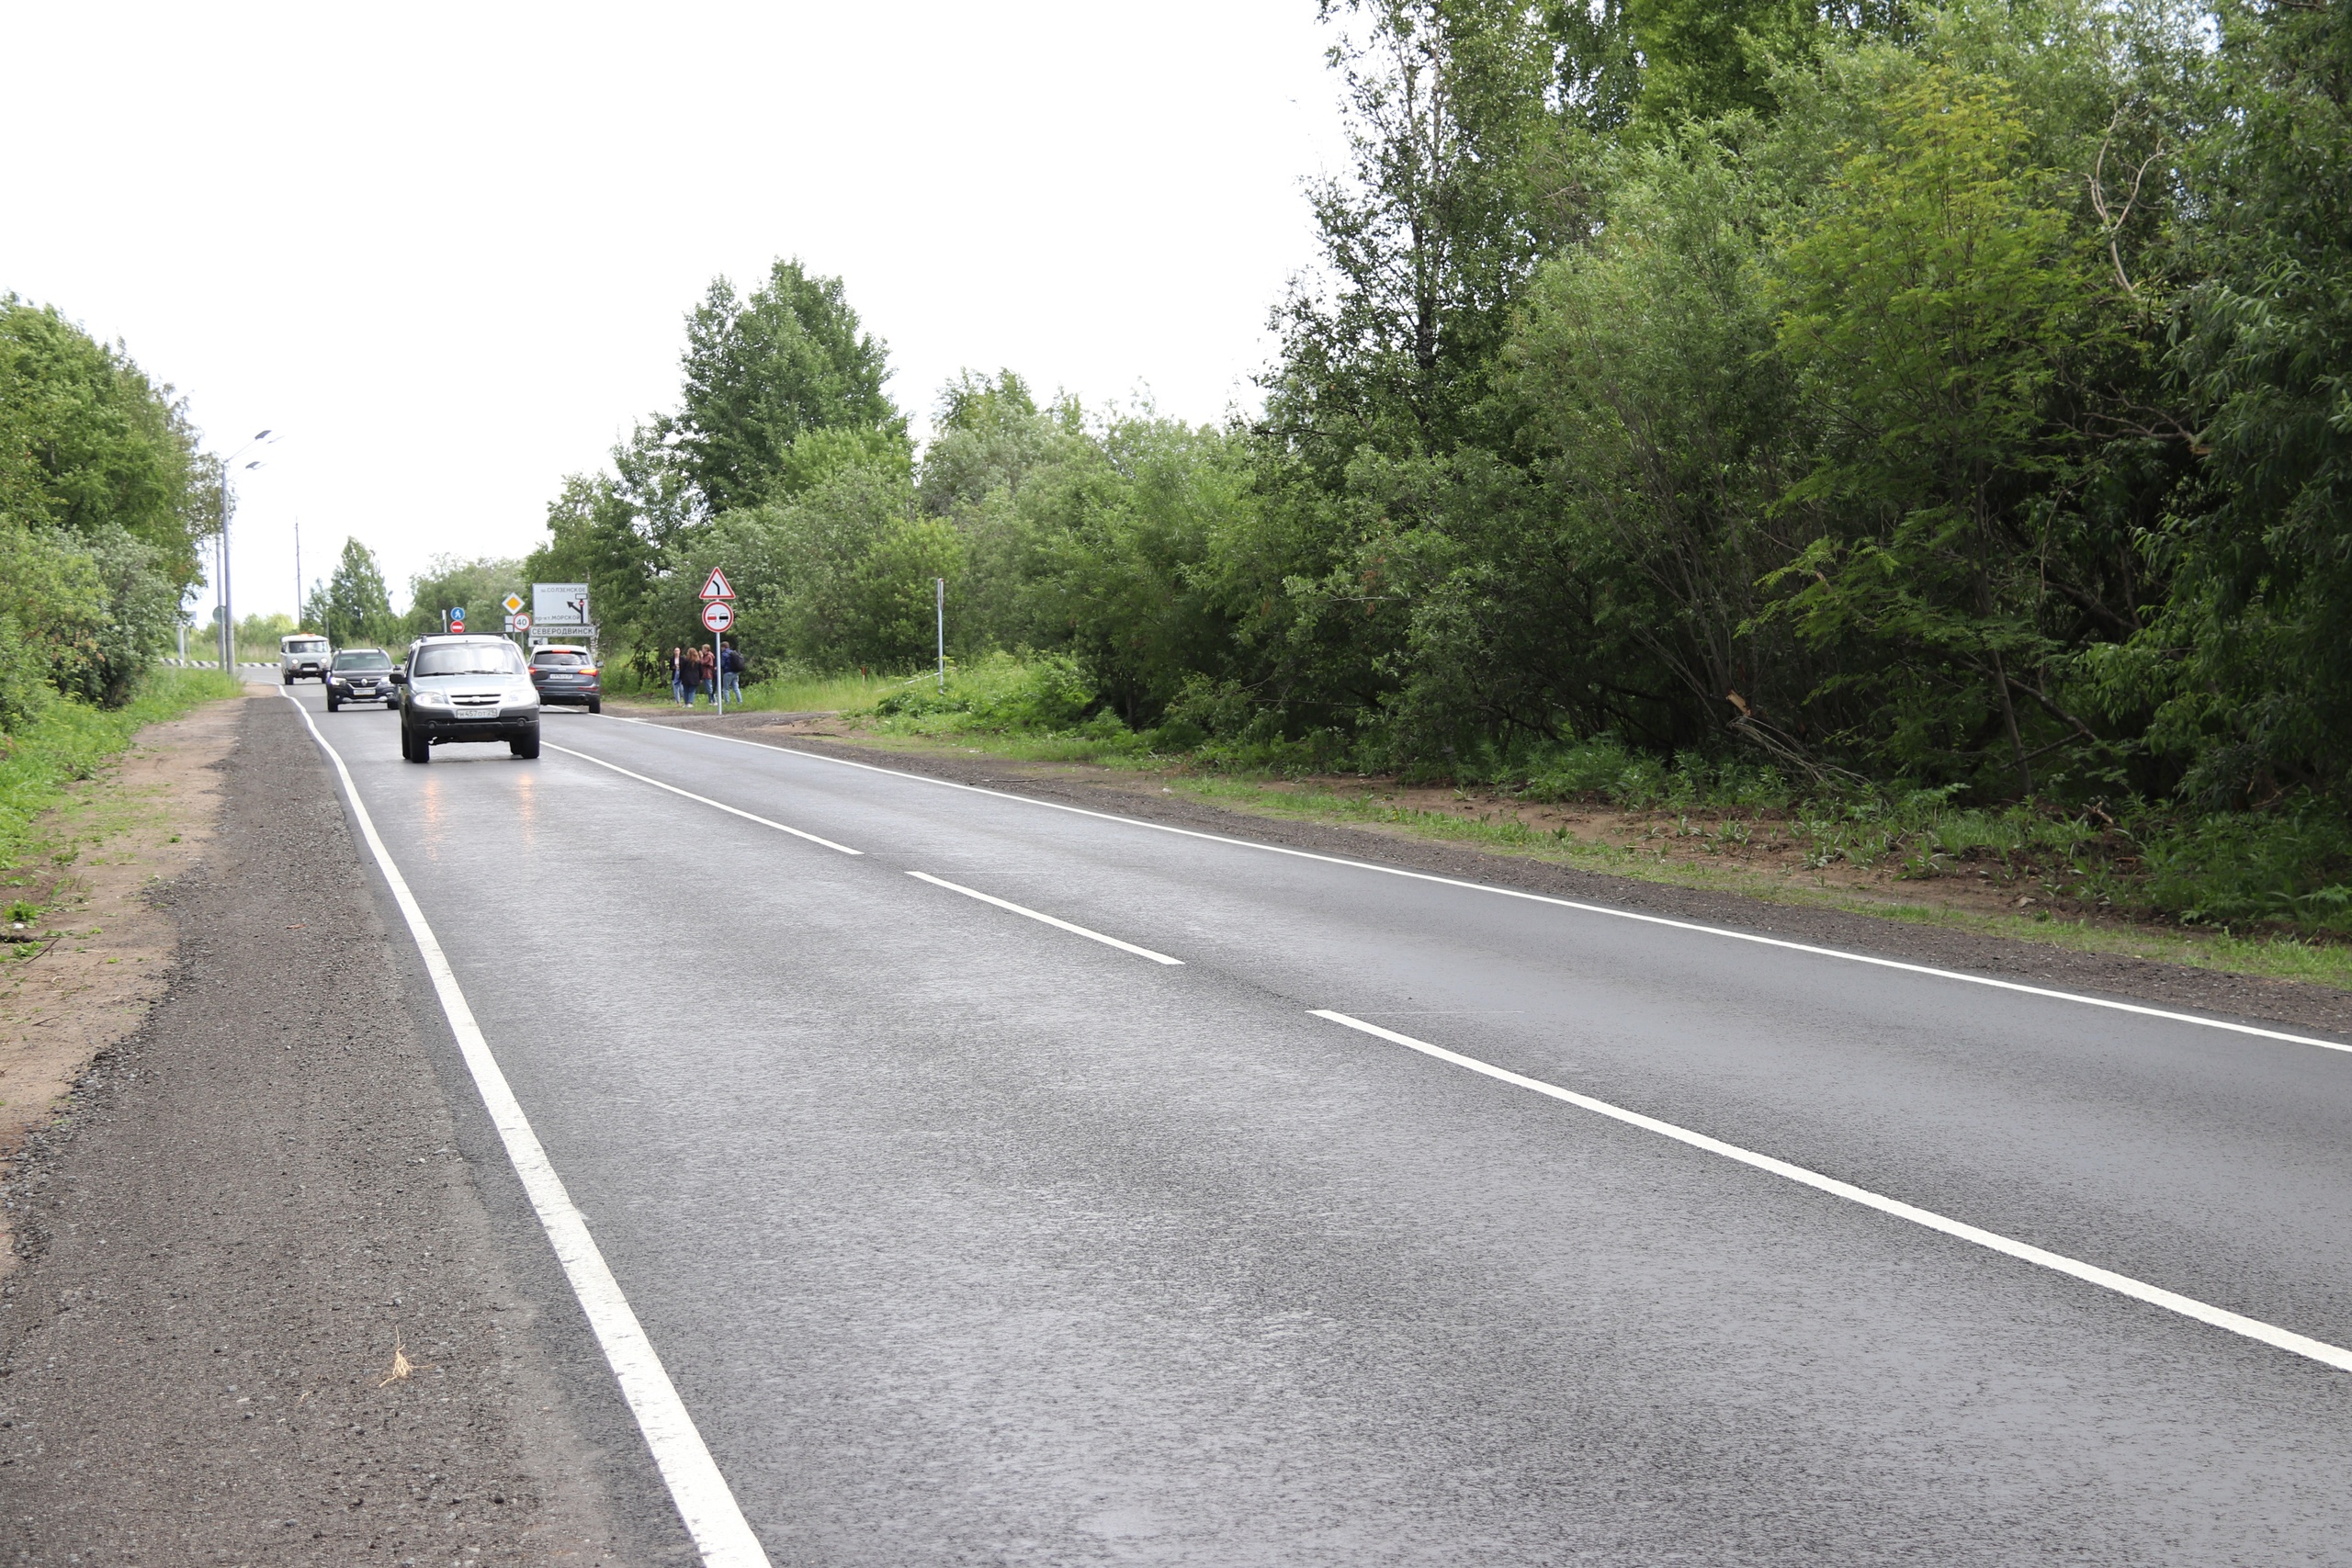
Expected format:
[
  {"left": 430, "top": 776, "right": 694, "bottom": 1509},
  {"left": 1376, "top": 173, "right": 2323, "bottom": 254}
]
[{"left": 699, "top": 569, "right": 735, "bottom": 601}]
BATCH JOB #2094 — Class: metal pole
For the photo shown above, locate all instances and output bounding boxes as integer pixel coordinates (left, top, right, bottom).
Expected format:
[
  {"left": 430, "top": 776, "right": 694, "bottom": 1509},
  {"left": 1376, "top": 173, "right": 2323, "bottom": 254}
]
[
  {"left": 293, "top": 517, "right": 301, "bottom": 633},
  {"left": 935, "top": 577, "right": 944, "bottom": 693},
  {"left": 217, "top": 469, "right": 231, "bottom": 671},
  {"left": 221, "top": 472, "right": 234, "bottom": 671}
]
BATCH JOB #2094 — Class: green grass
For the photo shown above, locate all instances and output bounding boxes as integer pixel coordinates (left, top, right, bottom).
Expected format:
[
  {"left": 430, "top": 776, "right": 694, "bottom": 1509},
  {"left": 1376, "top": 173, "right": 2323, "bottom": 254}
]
[
  {"left": 736, "top": 670, "right": 919, "bottom": 714},
  {"left": 0, "top": 666, "right": 243, "bottom": 877}
]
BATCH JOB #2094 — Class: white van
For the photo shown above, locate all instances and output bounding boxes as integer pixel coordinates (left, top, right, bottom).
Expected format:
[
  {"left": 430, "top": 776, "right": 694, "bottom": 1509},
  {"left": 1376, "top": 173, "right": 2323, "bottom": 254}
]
[{"left": 280, "top": 633, "right": 331, "bottom": 683}]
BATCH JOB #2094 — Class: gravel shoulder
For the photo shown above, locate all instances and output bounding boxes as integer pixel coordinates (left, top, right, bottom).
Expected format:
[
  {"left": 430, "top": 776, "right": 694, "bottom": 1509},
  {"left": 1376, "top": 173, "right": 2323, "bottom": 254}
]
[
  {"left": 629, "top": 705, "right": 2352, "bottom": 1041},
  {"left": 0, "top": 692, "right": 245, "bottom": 1272},
  {"left": 0, "top": 692, "right": 678, "bottom": 1565}
]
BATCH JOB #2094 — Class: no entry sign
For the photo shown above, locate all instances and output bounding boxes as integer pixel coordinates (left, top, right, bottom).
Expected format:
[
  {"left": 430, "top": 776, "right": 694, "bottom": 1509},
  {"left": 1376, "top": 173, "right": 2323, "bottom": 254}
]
[{"left": 701, "top": 600, "right": 735, "bottom": 633}]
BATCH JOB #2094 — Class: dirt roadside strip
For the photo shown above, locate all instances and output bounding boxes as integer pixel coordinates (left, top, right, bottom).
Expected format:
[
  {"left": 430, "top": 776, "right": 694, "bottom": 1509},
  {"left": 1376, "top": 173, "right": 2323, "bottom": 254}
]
[
  {"left": 629, "top": 705, "right": 2352, "bottom": 1040},
  {"left": 0, "top": 691, "right": 670, "bottom": 1566}
]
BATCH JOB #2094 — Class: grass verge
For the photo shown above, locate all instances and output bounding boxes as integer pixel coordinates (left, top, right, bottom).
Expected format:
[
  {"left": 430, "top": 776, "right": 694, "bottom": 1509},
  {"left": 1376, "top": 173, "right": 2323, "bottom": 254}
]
[{"left": 1, "top": 667, "right": 244, "bottom": 881}]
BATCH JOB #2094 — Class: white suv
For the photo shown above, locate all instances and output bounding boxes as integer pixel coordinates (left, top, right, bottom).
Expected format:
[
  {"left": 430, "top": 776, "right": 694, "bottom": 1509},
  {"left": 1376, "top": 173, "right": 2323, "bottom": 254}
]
[{"left": 280, "top": 634, "right": 332, "bottom": 683}]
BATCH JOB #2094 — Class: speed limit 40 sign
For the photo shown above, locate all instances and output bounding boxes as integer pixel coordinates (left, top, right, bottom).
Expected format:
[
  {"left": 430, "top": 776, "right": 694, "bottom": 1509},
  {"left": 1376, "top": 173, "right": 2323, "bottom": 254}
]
[{"left": 701, "top": 600, "right": 735, "bottom": 633}]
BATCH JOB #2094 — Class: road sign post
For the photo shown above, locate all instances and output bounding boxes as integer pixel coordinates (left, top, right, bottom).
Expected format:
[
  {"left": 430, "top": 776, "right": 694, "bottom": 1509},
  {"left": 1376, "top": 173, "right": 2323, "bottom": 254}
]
[{"left": 700, "top": 570, "right": 736, "bottom": 708}]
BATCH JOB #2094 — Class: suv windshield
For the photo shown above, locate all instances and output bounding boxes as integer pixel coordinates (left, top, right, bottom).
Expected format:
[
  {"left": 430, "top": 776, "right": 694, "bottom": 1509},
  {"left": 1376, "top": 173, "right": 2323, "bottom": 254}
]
[
  {"left": 532, "top": 651, "right": 585, "bottom": 668},
  {"left": 333, "top": 650, "right": 390, "bottom": 671},
  {"left": 414, "top": 643, "right": 525, "bottom": 677},
  {"left": 285, "top": 638, "right": 328, "bottom": 654}
]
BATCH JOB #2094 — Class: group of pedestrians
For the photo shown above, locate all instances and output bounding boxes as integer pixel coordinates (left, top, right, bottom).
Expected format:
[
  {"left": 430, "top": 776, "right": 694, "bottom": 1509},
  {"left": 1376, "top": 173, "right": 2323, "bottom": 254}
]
[{"left": 670, "top": 644, "right": 745, "bottom": 707}]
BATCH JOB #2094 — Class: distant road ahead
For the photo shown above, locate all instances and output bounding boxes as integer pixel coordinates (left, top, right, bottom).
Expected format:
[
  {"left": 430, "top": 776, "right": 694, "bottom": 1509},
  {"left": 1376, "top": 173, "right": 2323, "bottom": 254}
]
[{"left": 291, "top": 686, "right": 2352, "bottom": 1566}]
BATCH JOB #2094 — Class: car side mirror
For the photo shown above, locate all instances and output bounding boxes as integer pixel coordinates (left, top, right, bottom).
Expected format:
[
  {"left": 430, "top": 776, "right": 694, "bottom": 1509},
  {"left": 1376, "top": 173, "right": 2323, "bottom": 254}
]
[{"left": 389, "top": 670, "right": 408, "bottom": 685}]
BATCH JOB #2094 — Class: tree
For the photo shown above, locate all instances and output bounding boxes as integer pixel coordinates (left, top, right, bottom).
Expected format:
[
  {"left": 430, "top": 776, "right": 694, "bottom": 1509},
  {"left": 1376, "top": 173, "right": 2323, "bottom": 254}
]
[
  {"left": 1267, "top": 0, "right": 1568, "bottom": 467},
  {"left": 403, "top": 557, "right": 525, "bottom": 641},
  {"left": 0, "top": 296, "right": 211, "bottom": 715},
  {"left": 2110, "top": 0, "right": 2352, "bottom": 807},
  {"left": 1762, "top": 66, "right": 2121, "bottom": 794},
  {"left": 305, "top": 538, "right": 395, "bottom": 648},
  {"left": 671, "top": 259, "right": 901, "bottom": 515},
  {"left": 0, "top": 295, "right": 209, "bottom": 588},
  {"left": 1627, "top": 0, "right": 1818, "bottom": 128},
  {"left": 1504, "top": 129, "right": 1804, "bottom": 760}
]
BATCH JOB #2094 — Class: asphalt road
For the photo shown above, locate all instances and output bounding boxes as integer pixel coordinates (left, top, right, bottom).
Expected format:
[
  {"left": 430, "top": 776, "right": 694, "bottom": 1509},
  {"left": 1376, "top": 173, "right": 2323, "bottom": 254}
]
[{"left": 290, "top": 686, "right": 2352, "bottom": 1566}]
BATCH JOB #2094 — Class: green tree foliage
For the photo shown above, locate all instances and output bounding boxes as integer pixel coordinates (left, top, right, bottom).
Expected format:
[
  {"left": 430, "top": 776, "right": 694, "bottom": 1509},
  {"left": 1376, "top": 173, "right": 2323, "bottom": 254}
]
[
  {"left": 0, "top": 297, "right": 211, "bottom": 723},
  {"left": 534, "top": 0, "right": 2352, "bottom": 914},
  {"left": 2106, "top": 0, "right": 2352, "bottom": 807},
  {"left": 1629, "top": 0, "right": 1820, "bottom": 126},
  {"left": 304, "top": 538, "right": 396, "bottom": 648},
  {"left": 402, "top": 557, "right": 525, "bottom": 641},
  {"left": 671, "top": 258, "right": 902, "bottom": 515},
  {"left": 1763, "top": 67, "right": 2126, "bottom": 794},
  {"left": 1272, "top": 0, "right": 1573, "bottom": 466},
  {"left": 1505, "top": 129, "right": 1800, "bottom": 757}
]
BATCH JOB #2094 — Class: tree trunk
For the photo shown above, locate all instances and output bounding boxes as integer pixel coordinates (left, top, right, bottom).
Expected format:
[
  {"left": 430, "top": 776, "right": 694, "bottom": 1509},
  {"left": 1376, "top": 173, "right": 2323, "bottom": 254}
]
[{"left": 1989, "top": 647, "right": 2032, "bottom": 797}]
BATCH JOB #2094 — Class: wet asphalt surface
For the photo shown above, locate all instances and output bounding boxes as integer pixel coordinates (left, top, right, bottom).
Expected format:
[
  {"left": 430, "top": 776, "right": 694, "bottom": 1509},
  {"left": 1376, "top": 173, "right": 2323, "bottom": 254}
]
[{"left": 11, "top": 689, "right": 2352, "bottom": 1564}]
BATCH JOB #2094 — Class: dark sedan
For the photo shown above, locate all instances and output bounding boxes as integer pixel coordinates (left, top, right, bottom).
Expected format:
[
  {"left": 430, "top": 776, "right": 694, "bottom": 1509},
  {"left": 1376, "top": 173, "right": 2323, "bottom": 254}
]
[
  {"left": 324, "top": 649, "right": 398, "bottom": 711},
  {"left": 528, "top": 646, "right": 602, "bottom": 714}
]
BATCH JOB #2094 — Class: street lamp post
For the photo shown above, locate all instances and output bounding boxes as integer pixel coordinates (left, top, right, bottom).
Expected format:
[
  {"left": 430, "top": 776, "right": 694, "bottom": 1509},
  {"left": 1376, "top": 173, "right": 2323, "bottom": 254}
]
[{"left": 213, "top": 430, "right": 275, "bottom": 671}]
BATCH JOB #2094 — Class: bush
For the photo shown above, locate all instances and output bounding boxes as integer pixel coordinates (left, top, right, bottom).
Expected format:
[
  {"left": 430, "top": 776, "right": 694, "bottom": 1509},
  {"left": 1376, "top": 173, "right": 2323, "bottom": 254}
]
[
  {"left": 2139, "top": 804, "right": 2352, "bottom": 931},
  {"left": 870, "top": 651, "right": 1096, "bottom": 731}
]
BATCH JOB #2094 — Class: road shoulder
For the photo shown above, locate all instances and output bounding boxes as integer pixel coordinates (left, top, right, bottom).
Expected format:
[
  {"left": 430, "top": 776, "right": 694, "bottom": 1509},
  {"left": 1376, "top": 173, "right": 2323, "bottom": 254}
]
[
  {"left": 0, "top": 691, "right": 672, "bottom": 1565},
  {"left": 0, "top": 688, "right": 254, "bottom": 1273}
]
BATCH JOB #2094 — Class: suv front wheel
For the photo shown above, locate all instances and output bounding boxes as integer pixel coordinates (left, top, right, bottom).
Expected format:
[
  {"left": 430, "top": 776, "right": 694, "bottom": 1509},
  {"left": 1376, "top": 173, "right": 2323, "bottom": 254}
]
[
  {"left": 401, "top": 723, "right": 430, "bottom": 764},
  {"left": 510, "top": 727, "right": 541, "bottom": 760}
]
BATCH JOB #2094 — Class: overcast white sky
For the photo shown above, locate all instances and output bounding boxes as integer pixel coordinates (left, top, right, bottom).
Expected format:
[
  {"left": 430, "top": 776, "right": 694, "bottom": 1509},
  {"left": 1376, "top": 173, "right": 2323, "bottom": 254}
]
[{"left": 5, "top": 2, "right": 1349, "bottom": 620}]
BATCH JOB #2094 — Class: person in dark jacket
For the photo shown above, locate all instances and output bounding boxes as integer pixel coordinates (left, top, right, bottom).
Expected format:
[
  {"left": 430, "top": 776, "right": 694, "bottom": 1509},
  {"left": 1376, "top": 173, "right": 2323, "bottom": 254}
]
[{"left": 719, "top": 644, "right": 745, "bottom": 705}]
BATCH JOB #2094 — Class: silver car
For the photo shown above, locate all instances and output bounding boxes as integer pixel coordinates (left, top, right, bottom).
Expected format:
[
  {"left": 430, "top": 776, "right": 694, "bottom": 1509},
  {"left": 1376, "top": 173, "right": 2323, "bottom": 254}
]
[
  {"left": 280, "top": 633, "right": 331, "bottom": 683},
  {"left": 391, "top": 636, "right": 541, "bottom": 763}
]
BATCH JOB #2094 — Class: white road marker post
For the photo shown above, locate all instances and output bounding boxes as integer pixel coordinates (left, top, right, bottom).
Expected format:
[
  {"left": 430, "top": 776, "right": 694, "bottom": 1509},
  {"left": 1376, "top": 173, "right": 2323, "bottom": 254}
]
[{"left": 935, "top": 576, "right": 945, "bottom": 693}]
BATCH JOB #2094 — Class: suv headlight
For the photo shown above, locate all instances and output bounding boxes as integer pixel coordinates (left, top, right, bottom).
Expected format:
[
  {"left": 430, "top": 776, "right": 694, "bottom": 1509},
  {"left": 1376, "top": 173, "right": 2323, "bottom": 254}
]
[{"left": 412, "top": 690, "right": 450, "bottom": 707}]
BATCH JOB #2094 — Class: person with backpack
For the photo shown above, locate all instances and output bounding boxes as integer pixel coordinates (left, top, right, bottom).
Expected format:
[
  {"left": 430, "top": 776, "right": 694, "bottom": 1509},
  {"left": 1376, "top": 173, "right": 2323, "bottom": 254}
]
[{"left": 720, "top": 644, "right": 745, "bottom": 705}]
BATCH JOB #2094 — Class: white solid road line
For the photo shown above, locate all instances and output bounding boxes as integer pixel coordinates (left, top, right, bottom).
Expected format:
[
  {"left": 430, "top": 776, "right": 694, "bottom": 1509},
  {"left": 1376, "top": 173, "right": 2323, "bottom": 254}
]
[
  {"left": 547, "top": 740, "right": 861, "bottom": 855},
  {"left": 285, "top": 694, "right": 773, "bottom": 1567},
  {"left": 906, "top": 871, "right": 1185, "bottom": 965},
  {"left": 631, "top": 721, "right": 2352, "bottom": 1060},
  {"left": 1312, "top": 1008, "right": 2352, "bottom": 1377}
]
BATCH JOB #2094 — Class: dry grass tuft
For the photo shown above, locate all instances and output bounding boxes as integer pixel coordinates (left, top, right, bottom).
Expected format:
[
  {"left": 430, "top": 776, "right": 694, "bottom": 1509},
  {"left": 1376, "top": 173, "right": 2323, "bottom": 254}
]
[{"left": 378, "top": 1329, "right": 415, "bottom": 1388}]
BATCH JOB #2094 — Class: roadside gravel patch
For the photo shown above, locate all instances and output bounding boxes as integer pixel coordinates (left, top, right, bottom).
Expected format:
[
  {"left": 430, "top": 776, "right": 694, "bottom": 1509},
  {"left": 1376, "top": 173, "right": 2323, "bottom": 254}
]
[
  {"left": 646, "top": 708, "right": 2352, "bottom": 1042},
  {"left": 0, "top": 695, "right": 670, "bottom": 1565}
]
